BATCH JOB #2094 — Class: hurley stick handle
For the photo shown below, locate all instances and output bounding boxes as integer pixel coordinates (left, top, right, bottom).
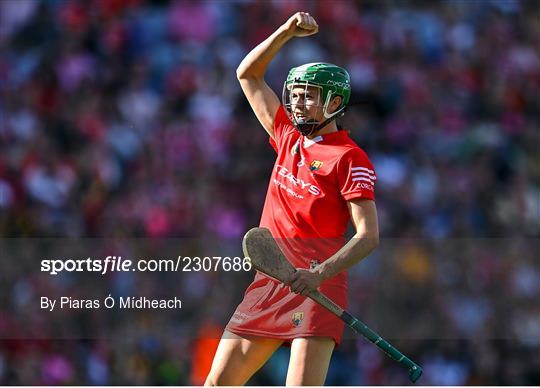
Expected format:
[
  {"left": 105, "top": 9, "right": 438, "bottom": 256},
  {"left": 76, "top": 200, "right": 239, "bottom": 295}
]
[{"left": 308, "top": 290, "right": 422, "bottom": 383}]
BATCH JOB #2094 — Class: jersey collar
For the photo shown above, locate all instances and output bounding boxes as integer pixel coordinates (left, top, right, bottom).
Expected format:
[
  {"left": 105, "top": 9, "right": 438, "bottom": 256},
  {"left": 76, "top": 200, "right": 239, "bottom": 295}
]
[
  {"left": 303, "top": 135, "right": 323, "bottom": 148},
  {"left": 303, "top": 130, "right": 348, "bottom": 147}
]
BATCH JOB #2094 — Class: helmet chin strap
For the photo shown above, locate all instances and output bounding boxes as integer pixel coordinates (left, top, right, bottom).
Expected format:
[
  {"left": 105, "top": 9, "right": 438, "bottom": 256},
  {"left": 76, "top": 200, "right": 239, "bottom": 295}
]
[
  {"left": 294, "top": 104, "right": 347, "bottom": 137},
  {"left": 295, "top": 117, "right": 336, "bottom": 137}
]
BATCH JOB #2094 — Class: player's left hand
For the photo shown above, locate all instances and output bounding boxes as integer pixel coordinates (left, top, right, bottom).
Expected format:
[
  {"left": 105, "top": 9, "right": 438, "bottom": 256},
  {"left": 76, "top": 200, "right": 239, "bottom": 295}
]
[{"left": 289, "top": 268, "right": 323, "bottom": 296}]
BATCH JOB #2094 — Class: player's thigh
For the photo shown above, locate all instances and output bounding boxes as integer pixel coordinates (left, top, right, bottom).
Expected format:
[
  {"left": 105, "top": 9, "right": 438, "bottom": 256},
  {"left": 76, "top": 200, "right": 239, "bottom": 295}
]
[
  {"left": 205, "top": 330, "right": 283, "bottom": 386},
  {"left": 286, "top": 337, "right": 335, "bottom": 386}
]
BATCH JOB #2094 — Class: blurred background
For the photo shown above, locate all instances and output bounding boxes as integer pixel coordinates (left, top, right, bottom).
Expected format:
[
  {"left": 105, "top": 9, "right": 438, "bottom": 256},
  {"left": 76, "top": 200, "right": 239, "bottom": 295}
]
[{"left": 1, "top": 0, "right": 539, "bottom": 385}]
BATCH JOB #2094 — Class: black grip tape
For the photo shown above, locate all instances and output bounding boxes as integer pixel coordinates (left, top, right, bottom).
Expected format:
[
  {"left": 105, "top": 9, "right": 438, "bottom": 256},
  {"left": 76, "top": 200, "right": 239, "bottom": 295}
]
[{"left": 341, "top": 311, "right": 356, "bottom": 326}]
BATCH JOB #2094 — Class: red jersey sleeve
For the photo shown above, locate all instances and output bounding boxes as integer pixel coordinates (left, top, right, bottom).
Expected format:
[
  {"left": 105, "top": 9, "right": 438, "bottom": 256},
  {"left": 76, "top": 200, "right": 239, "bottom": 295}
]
[
  {"left": 269, "top": 105, "right": 295, "bottom": 152},
  {"left": 338, "top": 148, "right": 376, "bottom": 201}
]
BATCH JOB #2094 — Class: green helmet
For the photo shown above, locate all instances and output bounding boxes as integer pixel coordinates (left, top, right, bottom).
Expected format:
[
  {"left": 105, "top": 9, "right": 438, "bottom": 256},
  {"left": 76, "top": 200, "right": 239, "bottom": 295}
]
[{"left": 282, "top": 62, "right": 351, "bottom": 136}]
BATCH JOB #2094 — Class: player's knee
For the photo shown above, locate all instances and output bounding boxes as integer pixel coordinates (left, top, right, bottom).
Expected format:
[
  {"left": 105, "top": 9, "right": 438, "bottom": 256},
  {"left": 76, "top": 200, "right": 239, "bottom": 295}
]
[
  {"left": 204, "top": 371, "right": 241, "bottom": 386},
  {"left": 204, "top": 374, "right": 220, "bottom": 386},
  {"left": 204, "top": 375, "right": 216, "bottom": 386}
]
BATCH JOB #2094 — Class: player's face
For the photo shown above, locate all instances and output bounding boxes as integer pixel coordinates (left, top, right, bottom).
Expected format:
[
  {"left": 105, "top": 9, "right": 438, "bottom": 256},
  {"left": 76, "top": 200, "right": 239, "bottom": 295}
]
[{"left": 290, "top": 85, "right": 323, "bottom": 123}]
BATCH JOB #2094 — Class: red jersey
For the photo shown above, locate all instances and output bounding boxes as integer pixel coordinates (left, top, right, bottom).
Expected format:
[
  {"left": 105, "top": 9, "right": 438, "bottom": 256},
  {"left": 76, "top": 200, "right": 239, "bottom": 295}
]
[
  {"left": 262, "top": 106, "right": 376, "bottom": 239},
  {"left": 261, "top": 106, "right": 376, "bottom": 287},
  {"left": 226, "top": 106, "right": 376, "bottom": 344}
]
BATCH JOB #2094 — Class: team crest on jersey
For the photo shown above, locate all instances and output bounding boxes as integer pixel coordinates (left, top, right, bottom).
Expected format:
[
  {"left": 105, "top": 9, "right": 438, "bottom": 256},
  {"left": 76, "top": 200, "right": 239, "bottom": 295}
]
[
  {"left": 292, "top": 311, "right": 304, "bottom": 327},
  {"left": 309, "top": 160, "right": 323, "bottom": 171}
]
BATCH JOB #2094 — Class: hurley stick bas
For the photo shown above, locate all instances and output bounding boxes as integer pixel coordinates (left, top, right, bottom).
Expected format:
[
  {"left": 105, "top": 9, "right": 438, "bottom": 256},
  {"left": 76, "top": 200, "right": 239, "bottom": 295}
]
[{"left": 242, "top": 227, "right": 423, "bottom": 383}]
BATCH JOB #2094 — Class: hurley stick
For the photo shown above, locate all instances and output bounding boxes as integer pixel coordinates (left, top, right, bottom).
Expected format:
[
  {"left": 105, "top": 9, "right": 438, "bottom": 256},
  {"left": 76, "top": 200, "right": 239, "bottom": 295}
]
[{"left": 242, "top": 227, "right": 423, "bottom": 383}]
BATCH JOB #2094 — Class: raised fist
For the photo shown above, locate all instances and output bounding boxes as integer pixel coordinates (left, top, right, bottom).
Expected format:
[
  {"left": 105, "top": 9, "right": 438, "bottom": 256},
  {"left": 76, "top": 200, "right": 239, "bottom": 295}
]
[{"left": 282, "top": 12, "right": 318, "bottom": 38}]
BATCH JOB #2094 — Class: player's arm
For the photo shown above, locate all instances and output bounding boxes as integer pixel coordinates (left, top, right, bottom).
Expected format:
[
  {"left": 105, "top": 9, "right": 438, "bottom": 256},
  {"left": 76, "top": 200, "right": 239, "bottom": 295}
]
[
  {"left": 290, "top": 199, "right": 379, "bottom": 295},
  {"left": 319, "top": 199, "right": 379, "bottom": 279},
  {"left": 236, "top": 12, "right": 318, "bottom": 139}
]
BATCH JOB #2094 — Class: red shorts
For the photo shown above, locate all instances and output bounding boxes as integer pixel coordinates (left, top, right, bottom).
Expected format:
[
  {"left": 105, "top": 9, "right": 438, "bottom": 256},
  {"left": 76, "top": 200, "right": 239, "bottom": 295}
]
[{"left": 226, "top": 272, "right": 347, "bottom": 345}]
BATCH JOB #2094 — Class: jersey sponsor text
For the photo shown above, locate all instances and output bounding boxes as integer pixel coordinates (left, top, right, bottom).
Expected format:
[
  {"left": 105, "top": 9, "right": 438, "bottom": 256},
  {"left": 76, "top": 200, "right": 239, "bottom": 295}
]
[{"left": 275, "top": 165, "right": 321, "bottom": 196}]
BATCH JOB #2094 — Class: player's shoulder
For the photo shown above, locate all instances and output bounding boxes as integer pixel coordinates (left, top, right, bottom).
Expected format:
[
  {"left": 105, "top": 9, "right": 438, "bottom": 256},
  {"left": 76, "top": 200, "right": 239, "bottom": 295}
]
[
  {"left": 274, "top": 105, "right": 297, "bottom": 136},
  {"left": 275, "top": 105, "right": 293, "bottom": 126},
  {"left": 327, "top": 137, "right": 374, "bottom": 181},
  {"left": 337, "top": 134, "right": 373, "bottom": 165}
]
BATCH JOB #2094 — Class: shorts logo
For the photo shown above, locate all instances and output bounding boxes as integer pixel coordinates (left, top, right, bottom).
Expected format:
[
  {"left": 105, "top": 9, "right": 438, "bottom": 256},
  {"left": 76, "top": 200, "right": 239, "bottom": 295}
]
[
  {"left": 309, "top": 160, "right": 323, "bottom": 171},
  {"left": 292, "top": 311, "right": 304, "bottom": 327}
]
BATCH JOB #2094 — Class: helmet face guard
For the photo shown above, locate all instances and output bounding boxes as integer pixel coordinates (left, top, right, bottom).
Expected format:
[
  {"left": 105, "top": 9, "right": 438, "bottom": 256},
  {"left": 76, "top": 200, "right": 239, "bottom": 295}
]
[
  {"left": 282, "top": 82, "right": 325, "bottom": 136},
  {"left": 282, "top": 62, "right": 351, "bottom": 136}
]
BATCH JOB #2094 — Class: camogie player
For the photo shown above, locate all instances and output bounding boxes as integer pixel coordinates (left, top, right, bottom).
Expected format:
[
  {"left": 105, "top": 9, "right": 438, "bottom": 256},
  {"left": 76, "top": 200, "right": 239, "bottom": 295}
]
[{"left": 206, "top": 12, "right": 379, "bottom": 386}]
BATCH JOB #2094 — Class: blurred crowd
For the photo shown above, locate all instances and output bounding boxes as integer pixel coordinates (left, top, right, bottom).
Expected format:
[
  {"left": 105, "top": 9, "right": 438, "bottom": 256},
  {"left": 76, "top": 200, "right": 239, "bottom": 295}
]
[{"left": 1, "top": 0, "right": 539, "bottom": 385}]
